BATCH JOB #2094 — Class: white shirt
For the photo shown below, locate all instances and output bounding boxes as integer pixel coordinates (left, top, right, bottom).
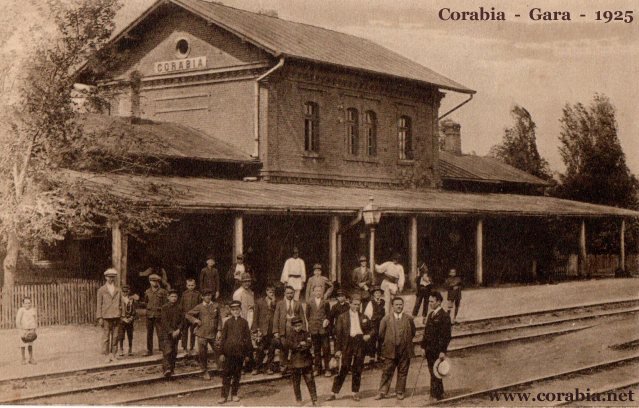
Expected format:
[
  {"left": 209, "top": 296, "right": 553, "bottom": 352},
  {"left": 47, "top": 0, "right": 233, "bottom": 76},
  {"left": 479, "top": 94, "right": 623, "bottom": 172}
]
[
  {"left": 393, "top": 312, "right": 403, "bottom": 320},
  {"left": 281, "top": 257, "right": 306, "bottom": 290},
  {"left": 429, "top": 306, "right": 443, "bottom": 319},
  {"left": 349, "top": 310, "right": 363, "bottom": 336},
  {"left": 314, "top": 297, "right": 321, "bottom": 309},
  {"left": 106, "top": 282, "right": 116, "bottom": 296},
  {"left": 233, "top": 263, "right": 245, "bottom": 280},
  {"left": 375, "top": 261, "right": 405, "bottom": 291}
]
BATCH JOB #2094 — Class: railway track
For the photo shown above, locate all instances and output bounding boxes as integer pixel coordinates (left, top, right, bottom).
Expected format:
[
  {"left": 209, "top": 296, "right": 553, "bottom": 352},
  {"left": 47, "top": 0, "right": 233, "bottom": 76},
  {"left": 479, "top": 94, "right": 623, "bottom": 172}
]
[{"left": 3, "top": 298, "right": 638, "bottom": 404}]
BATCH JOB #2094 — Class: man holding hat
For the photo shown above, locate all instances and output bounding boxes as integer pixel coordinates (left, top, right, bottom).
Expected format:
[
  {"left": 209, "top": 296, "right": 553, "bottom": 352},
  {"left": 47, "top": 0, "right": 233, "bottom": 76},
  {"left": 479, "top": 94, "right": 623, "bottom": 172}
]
[
  {"left": 218, "top": 300, "right": 253, "bottom": 404},
  {"left": 186, "top": 289, "right": 222, "bottom": 380},
  {"left": 374, "top": 253, "right": 405, "bottom": 313},
  {"left": 351, "top": 256, "right": 372, "bottom": 303},
  {"left": 160, "top": 289, "right": 185, "bottom": 377},
  {"left": 144, "top": 274, "right": 168, "bottom": 356},
  {"left": 96, "top": 268, "right": 121, "bottom": 363},
  {"left": 283, "top": 316, "right": 318, "bottom": 406},
  {"left": 363, "top": 286, "right": 385, "bottom": 363},
  {"left": 304, "top": 263, "right": 333, "bottom": 304},
  {"left": 227, "top": 253, "right": 250, "bottom": 292},
  {"left": 280, "top": 247, "right": 306, "bottom": 301},
  {"left": 199, "top": 254, "right": 220, "bottom": 300},
  {"left": 421, "top": 291, "right": 452, "bottom": 400}
]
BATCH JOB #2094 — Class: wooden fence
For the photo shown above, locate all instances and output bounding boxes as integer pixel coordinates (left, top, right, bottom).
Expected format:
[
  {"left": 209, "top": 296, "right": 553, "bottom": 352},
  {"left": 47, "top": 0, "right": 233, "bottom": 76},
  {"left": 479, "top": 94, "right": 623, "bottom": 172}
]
[
  {"left": 0, "top": 279, "right": 100, "bottom": 329},
  {"left": 587, "top": 254, "right": 639, "bottom": 277}
]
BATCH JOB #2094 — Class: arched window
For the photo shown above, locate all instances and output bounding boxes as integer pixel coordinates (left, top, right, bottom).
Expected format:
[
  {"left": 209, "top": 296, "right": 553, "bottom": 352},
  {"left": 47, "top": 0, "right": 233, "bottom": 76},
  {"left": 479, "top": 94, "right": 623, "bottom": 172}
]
[
  {"left": 364, "top": 110, "right": 377, "bottom": 156},
  {"left": 398, "top": 115, "right": 413, "bottom": 160},
  {"left": 304, "top": 102, "right": 320, "bottom": 152},
  {"left": 346, "top": 108, "right": 359, "bottom": 155}
]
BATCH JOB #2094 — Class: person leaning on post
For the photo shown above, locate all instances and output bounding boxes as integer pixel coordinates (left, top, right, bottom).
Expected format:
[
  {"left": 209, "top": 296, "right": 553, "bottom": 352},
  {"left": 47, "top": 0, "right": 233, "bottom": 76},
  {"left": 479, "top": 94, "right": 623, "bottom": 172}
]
[
  {"left": 186, "top": 289, "right": 222, "bottom": 379},
  {"left": 96, "top": 268, "right": 121, "bottom": 363}
]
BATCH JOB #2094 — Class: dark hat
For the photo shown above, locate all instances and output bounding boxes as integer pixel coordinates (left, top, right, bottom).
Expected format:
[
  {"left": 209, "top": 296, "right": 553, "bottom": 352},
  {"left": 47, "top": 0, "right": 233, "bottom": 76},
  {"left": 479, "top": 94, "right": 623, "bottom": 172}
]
[
  {"left": 291, "top": 316, "right": 303, "bottom": 325},
  {"left": 313, "top": 263, "right": 322, "bottom": 271},
  {"left": 336, "top": 289, "right": 345, "bottom": 296},
  {"left": 121, "top": 285, "right": 130, "bottom": 291},
  {"left": 350, "top": 293, "right": 362, "bottom": 301},
  {"left": 202, "top": 289, "right": 213, "bottom": 296},
  {"left": 240, "top": 272, "right": 252, "bottom": 282},
  {"left": 206, "top": 253, "right": 215, "bottom": 261},
  {"left": 230, "top": 300, "right": 242, "bottom": 308},
  {"left": 168, "top": 289, "right": 178, "bottom": 296},
  {"left": 236, "top": 253, "right": 244, "bottom": 260},
  {"left": 371, "top": 286, "right": 383, "bottom": 294},
  {"left": 358, "top": 256, "right": 367, "bottom": 262},
  {"left": 149, "top": 273, "right": 161, "bottom": 281}
]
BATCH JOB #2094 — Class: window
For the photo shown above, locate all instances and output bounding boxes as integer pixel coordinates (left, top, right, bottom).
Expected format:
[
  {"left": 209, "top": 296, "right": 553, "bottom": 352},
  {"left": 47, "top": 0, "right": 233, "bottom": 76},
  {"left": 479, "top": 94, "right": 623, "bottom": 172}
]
[
  {"left": 346, "top": 108, "right": 359, "bottom": 155},
  {"left": 364, "top": 110, "right": 377, "bottom": 156},
  {"left": 398, "top": 115, "right": 413, "bottom": 160},
  {"left": 304, "top": 102, "right": 320, "bottom": 152},
  {"left": 175, "top": 38, "right": 190, "bottom": 58}
]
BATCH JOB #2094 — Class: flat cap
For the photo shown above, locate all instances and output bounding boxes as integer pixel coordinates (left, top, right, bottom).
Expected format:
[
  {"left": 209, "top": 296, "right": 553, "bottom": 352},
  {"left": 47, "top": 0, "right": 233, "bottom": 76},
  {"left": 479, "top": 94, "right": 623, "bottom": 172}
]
[
  {"left": 104, "top": 268, "right": 118, "bottom": 277},
  {"left": 148, "top": 273, "right": 161, "bottom": 281},
  {"left": 230, "top": 300, "right": 242, "bottom": 308},
  {"left": 291, "top": 316, "right": 303, "bottom": 325}
]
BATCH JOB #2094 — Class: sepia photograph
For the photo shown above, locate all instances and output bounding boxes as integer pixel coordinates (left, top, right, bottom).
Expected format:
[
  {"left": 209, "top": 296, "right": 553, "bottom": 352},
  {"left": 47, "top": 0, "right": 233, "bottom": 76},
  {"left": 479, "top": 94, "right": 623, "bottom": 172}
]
[{"left": 0, "top": 0, "right": 638, "bottom": 406}]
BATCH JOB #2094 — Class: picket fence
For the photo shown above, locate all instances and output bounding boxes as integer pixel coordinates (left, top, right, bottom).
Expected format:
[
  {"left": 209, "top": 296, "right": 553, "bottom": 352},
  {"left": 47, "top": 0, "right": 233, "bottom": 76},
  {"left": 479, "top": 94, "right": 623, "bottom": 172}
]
[{"left": 0, "top": 279, "right": 100, "bottom": 329}]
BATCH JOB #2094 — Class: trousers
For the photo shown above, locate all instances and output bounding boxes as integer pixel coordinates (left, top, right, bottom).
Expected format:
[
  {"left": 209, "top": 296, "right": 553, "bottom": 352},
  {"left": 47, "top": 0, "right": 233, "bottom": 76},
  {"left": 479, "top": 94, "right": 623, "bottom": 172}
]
[
  {"left": 311, "top": 334, "right": 331, "bottom": 373},
  {"left": 146, "top": 317, "right": 161, "bottom": 352},
  {"left": 221, "top": 355, "right": 243, "bottom": 398},
  {"left": 255, "top": 334, "right": 276, "bottom": 371},
  {"left": 196, "top": 337, "right": 218, "bottom": 371},
  {"left": 117, "top": 321, "right": 134, "bottom": 350},
  {"left": 332, "top": 335, "right": 366, "bottom": 393},
  {"left": 161, "top": 334, "right": 179, "bottom": 372},
  {"left": 378, "top": 349, "right": 411, "bottom": 396},
  {"left": 102, "top": 318, "right": 119, "bottom": 355},
  {"left": 291, "top": 366, "right": 317, "bottom": 402},
  {"left": 181, "top": 323, "right": 196, "bottom": 350},
  {"left": 413, "top": 286, "right": 432, "bottom": 316},
  {"left": 426, "top": 351, "right": 444, "bottom": 399}
]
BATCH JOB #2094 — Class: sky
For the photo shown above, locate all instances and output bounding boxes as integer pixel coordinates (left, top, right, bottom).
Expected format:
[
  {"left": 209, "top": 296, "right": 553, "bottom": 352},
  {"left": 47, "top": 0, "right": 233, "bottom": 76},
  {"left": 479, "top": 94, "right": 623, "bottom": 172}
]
[{"left": 8, "top": 0, "right": 639, "bottom": 174}]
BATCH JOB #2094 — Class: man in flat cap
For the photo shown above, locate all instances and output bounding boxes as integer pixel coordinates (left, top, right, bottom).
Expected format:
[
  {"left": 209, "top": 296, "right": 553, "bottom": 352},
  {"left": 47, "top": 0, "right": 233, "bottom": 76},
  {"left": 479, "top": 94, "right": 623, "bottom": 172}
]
[
  {"left": 96, "top": 268, "right": 121, "bottom": 363},
  {"left": 144, "top": 273, "right": 168, "bottom": 356},
  {"left": 281, "top": 247, "right": 306, "bottom": 301},
  {"left": 199, "top": 254, "right": 220, "bottom": 300},
  {"left": 186, "top": 289, "right": 222, "bottom": 380},
  {"left": 304, "top": 263, "right": 333, "bottom": 304},
  {"left": 218, "top": 300, "right": 253, "bottom": 404},
  {"left": 351, "top": 256, "right": 372, "bottom": 304},
  {"left": 160, "top": 289, "right": 185, "bottom": 377}
]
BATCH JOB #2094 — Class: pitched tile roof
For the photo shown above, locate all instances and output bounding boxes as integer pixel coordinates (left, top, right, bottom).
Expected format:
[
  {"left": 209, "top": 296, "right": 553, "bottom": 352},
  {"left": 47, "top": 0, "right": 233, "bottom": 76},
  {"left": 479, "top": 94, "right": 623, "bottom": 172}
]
[
  {"left": 439, "top": 151, "right": 551, "bottom": 186},
  {"left": 115, "top": 0, "right": 474, "bottom": 94},
  {"left": 80, "top": 114, "right": 254, "bottom": 163},
  {"left": 66, "top": 171, "right": 638, "bottom": 218}
]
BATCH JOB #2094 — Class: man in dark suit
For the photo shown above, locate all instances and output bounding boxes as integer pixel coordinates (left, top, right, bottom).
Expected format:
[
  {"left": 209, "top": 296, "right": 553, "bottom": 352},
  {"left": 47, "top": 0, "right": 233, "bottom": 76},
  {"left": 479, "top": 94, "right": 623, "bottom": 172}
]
[
  {"left": 185, "top": 289, "right": 222, "bottom": 380},
  {"left": 284, "top": 317, "right": 318, "bottom": 406},
  {"left": 328, "top": 289, "right": 350, "bottom": 340},
  {"left": 159, "top": 290, "right": 185, "bottom": 377},
  {"left": 251, "top": 284, "right": 277, "bottom": 374},
  {"left": 376, "top": 297, "right": 416, "bottom": 400},
  {"left": 421, "top": 291, "right": 452, "bottom": 400},
  {"left": 326, "top": 295, "right": 374, "bottom": 402},
  {"left": 218, "top": 300, "right": 253, "bottom": 404},
  {"left": 305, "top": 285, "right": 331, "bottom": 377},
  {"left": 273, "top": 285, "right": 306, "bottom": 372}
]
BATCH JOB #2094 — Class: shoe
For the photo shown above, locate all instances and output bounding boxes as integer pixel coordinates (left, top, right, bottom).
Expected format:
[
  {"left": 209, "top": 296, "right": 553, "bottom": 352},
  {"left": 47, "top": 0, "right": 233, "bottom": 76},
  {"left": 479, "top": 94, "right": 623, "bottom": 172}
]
[
  {"left": 105, "top": 356, "right": 112, "bottom": 363},
  {"left": 252, "top": 369, "right": 259, "bottom": 375},
  {"left": 144, "top": 351, "right": 153, "bottom": 357},
  {"left": 28, "top": 359, "right": 36, "bottom": 365},
  {"left": 326, "top": 394, "right": 336, "bottom": 401},
  {"left": 313, "top": 370, "right": 320, "bottom": 376},
  {"left": 111, "top": 353, "right": 118, "bottom": 361},
  {"left": 163, "top": 369, "right": 172, "bottom": 378},
  {"left": 217, "top": 398, "right": 227, "bottom": 404},
  {"left": 324, "top": 371, "right": 332, "bottom": 377},
  {"left": 21, "top": 359, "right": 27, "bottom": 365},
  {"left": 128, "top": 350, "right": 133, "bottom": 356},
  {"left": 353, "top": 393, "right": 360, "bottom": 402},
  {"left": 397, "top": 393, "right": 405, "bottom": 400},
  {"left": 202, "top": 372, "right": 212, "bottom": 380},
  {"left": 119, "top": 350, "right": 125, "bottom": 357},
  {"left": 232, "top": 396, "right": 240, "bottom": 402},
  {"left": 266, "top": 369, "right": 274, "bottom": 375},
  {"left": 311, "top": 401, "right": 318, "bottom": 406},
  {"left": 374, "top": 394, "right": 385, "bottom": 400}
]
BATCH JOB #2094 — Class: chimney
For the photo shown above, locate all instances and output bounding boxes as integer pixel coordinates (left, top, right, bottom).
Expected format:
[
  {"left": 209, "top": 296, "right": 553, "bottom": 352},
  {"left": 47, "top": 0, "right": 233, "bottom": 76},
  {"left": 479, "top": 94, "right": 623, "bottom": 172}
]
[{"left": 440, "top": 118, "right": 462, "bottom": 155}]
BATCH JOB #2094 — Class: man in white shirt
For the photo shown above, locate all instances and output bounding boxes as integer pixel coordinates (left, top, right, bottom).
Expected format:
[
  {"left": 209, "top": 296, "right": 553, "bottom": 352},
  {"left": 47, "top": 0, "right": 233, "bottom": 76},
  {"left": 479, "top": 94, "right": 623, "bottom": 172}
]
[
  {"left": 374, "top": 253, "right": 405, "bottom": 313},
  {"left": 327, "top": 295, "right": 373, "bottom": 402},
  {"left": 280, "top": 247, "right": 306, "bottom": 301}
]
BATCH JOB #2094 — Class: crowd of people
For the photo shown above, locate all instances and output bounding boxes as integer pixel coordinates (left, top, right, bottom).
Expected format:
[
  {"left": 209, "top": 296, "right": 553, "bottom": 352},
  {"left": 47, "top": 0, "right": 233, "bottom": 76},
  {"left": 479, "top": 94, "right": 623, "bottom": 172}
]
[{"left": 90, "top": 248, "right": 463, "bottom": 404}]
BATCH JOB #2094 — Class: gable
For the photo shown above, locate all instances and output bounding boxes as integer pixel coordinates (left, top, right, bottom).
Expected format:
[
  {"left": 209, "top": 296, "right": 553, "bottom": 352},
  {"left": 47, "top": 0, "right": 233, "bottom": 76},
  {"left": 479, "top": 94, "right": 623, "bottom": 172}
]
[{"left": 110, "top": 3, "right": 271, "bottom": 80}]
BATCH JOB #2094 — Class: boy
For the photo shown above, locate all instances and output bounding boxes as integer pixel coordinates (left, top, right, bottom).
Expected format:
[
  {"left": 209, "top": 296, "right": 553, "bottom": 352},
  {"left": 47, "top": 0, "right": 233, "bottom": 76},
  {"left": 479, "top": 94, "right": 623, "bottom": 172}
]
[
  {"left": 186, "top": 289, "right": 222, "bottom": 380},
  {"left": 364, "top": 286, "right": 385, "bottom": 363},
  {"left": 218, "top": 301, "right": 253, "bottom": 404},
  {"left": 304, "top": 263, "right": 333, "bottom": 303},
  {"left": 305, "top": 285, "right": 331, "bottom": 377},
  {"left": 251, "top": 284, "right": 277, "bottom": 375},
  {"left": 16, "top": 296, "right": 37, "bottom": 365},
  {"left": 445, "top": 269, "right": 463, "bottom": 324},
  {"left": 160, "top": 290, "right": 185, "bottom": 377},
  {"left": 412, "top": 263, "right": 432, "bottom": 317},
  {"left": 144, "top": 273, "right": 168, "bottom": 356},
  {"left": 117, "top": 285, "right": 137, "bottom": 356},
  {"left": 180, "top": 279, "right": 201, "bottom": 356},
  {"left": 284, "top": 316, "right": 318, "bottom": 406},
  {"left": 199, "top": 254, "right": 220, "bottom": 300}
]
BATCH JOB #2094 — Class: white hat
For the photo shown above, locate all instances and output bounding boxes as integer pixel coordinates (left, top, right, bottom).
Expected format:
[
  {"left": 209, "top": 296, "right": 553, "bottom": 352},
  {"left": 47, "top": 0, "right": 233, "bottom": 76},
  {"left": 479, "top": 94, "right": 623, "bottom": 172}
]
[
  {"left": 104, "top": 268, "right": 118, "bottom": 277},
  {"left": 433, "top": 357, "right": 451, "bottom": 379}
]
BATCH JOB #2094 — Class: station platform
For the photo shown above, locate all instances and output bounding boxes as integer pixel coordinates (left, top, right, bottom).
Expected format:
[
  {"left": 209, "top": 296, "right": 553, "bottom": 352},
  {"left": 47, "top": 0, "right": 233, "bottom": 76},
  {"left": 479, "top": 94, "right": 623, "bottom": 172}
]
[{"left": 0, "top": 277, "right": 636, "bottom": 383}]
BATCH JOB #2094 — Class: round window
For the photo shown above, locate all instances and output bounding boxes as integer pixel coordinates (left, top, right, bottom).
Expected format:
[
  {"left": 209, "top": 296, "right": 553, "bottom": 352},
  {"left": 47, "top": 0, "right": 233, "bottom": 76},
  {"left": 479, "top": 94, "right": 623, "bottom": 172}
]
[{"left": 175, "top": 38, "right": 190, "bottom": 58}]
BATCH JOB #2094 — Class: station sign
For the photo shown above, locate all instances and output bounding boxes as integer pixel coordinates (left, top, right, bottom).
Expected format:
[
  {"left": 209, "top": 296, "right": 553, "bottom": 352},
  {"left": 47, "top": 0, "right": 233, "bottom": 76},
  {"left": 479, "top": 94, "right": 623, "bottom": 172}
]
[{"left": 154, "top": 56, "right": 207, "bottom": 75}]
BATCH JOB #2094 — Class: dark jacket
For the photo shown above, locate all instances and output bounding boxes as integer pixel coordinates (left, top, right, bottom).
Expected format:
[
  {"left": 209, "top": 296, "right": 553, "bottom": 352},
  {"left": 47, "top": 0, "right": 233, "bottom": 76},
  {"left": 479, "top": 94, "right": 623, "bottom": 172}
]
[
  {"left": 186, "top": 302, "right": 222, "bottom": 339},
  {"left": 305, "top": 297, "right": 330, "bottom": 335},
  {"left": 421, "top": 307, "right": 452, "bottom": 355},
  {"left": 283, "top": 329, "right": 313, "bottom": 368},
  {"left": 120, "top": 296, "right": 138, "bottom": 321},
  {"left": 251, "top": 296, "right": 276, "bottom": 335},
  {"left": 329, "top": 301, "right": 350, "bottom": 332},
  {"left": 221, "top": 316, "right": 253, "bottom": 357},
  {"left": 160, "top": 302, "right": 185, "bottom": 336},
  {"left": 181, "top": 289, "right": 201, "bottom": 313},
  {"left": 445, "top": 276, "right": 462, "bottom": 301},
  {"left": 368, "top": 298, "right": 385, "bottom": 322},
  {"left": 379, "top": 313, "right": 416, "bottom": 359},
  {"left": 199, "top": 266, "right": 220, "bottom": 294},
  {"left": 273, "top": 298, "right": 305, "bottom": 337},
  {"left": 144, "top": 287, "right": 168, "bottom": 318},
  {"left": 334, "top": 310, "right": 374, "bottom": 353}
]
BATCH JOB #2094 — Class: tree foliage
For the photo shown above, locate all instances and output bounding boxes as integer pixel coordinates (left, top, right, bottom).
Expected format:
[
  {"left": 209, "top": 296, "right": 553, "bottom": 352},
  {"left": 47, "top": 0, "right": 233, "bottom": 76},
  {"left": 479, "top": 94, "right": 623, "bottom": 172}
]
[
  {"left": 0, "top": 0, "right": 177, "bottom": 293},
  {"left": 490, "top": 104, "right": 552, "bottom": 181},
  {"left": 556, "top": 94, "right": 638, "bottom": 209}
]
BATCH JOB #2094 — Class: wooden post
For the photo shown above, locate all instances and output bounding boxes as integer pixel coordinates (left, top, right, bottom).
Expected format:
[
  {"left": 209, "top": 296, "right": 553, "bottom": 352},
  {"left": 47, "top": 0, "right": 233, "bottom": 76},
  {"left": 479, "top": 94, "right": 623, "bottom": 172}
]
[
  {"left": 111, "top": 222, "right": 128, "bottom": 286},
  {"left": 233, "top": 215, "right": 243, "bottom": 258},
  {"left": 409, "top": 216, "right": 418, "bottom": 289},
  {"left": 620, "top": 219, "right": 626, "bottom": 271},
  {"left": 579, "top": 220, "right": 587, "bottom": 277},
  {"left": 369, "top": 226, "right": 376, "bottom": 282},
  {"left": 329, "top": 216, "right": 340, "bottom": 282},
  {"left": 336, "top": 233, "right": 342, "bottom": 283},
  {"left": 475, "top": 219, "right": 484, "bottom": 285}
]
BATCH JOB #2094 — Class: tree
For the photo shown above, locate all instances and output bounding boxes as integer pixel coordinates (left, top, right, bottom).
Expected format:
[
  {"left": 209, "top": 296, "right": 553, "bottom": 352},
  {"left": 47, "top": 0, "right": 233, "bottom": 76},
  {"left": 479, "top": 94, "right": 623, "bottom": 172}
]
[
  {"left": 0, "top": 0, "right": 176, "bottom": 310},
  {"left": 490, "top": 104, "right": 553, "bottom": 181},
  {"left": 556, "top": 94, "right": 638, "bottom": 209}
]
